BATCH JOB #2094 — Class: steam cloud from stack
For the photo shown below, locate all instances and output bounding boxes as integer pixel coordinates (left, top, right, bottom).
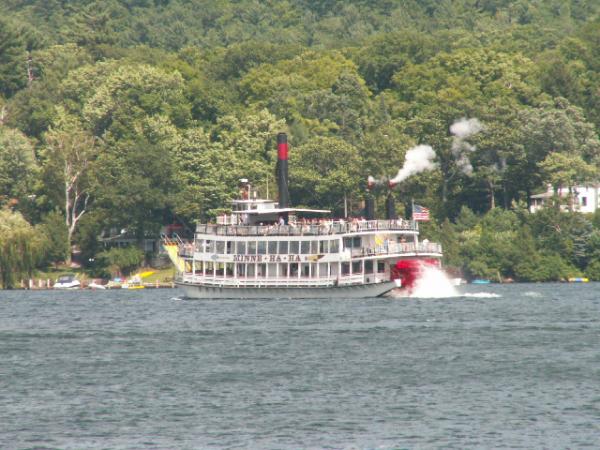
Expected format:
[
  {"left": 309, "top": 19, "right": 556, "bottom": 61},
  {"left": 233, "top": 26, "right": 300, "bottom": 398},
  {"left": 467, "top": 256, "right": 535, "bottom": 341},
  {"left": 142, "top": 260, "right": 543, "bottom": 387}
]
[
  {"left": 389, "top": 145, "right": 437, "bottom": 185},
  {"left": 450, "top": 118, "right": 483, "bottom": 175},
  {"left": 368, "top": 145, "right": 437, "bottom": 188}
]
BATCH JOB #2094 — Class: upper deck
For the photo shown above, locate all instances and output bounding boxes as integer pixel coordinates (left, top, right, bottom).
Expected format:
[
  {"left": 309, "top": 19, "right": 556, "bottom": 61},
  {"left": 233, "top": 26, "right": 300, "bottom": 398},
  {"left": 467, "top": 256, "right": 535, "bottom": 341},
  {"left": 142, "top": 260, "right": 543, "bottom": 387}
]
[{"left": 195, "top": 219, "right": 418, "bottom": 237}]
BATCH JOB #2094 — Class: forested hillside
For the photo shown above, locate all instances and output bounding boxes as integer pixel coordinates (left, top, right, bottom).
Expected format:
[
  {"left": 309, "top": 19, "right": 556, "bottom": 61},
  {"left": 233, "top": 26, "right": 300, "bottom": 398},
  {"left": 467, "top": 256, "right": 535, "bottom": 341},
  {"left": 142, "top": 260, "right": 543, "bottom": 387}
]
[{"left": 3, "top": 0, "right": 600, "bottom": 285}]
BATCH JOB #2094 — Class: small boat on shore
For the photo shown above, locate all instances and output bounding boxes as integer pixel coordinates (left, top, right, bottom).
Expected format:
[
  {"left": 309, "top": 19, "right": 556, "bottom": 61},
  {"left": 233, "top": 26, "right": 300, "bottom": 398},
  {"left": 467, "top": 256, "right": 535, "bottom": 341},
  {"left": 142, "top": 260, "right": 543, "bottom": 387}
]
[{"left": 53, "top": 274, "right": 81, "bottom": 290}]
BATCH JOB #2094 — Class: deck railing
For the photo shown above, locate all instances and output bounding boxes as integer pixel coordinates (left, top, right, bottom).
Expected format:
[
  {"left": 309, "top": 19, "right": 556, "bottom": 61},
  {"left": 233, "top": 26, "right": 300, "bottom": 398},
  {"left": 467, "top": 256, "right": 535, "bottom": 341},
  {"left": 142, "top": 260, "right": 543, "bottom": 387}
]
[
  {"left": 351, "top": 241, "right": 442, "bottom": 257},
  {"left": 177, "top": 273, "right": 368, "bottom": 287},
  {"left": 179, "top": 241, "right": 442, "bottom": 259},
  {"left": 195, "top": 219, "right": 417, "bottom": 237}
]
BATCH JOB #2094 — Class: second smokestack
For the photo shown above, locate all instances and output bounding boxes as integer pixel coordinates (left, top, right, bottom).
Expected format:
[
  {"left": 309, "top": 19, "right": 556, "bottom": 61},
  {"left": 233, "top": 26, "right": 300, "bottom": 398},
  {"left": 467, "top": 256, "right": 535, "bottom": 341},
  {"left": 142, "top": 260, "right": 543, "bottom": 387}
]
[{"left": 276, "top": 132, "right": 290, "bottom": 209}]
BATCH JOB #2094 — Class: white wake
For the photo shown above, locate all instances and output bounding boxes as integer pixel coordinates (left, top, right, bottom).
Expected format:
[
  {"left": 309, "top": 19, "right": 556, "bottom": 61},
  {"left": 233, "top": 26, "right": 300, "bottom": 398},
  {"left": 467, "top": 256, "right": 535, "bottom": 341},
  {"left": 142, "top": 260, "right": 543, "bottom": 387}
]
[{"left": 409, "top": 263, "right": 460, "bottom": 298}]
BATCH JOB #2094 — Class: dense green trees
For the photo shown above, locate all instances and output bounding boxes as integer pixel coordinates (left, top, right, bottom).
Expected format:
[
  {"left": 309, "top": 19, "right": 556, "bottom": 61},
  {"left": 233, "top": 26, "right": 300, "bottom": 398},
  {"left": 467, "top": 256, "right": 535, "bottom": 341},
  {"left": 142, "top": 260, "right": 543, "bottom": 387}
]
[{"left": 2, "top": 0, "right": 600, "bottom": 281}]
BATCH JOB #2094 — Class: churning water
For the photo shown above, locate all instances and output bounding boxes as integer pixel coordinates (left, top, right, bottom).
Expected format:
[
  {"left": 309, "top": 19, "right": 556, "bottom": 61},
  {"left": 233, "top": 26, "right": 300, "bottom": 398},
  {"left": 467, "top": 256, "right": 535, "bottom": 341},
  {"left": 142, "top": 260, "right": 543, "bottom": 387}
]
[
  {"left": 1, "top": 284, "right": 599, "bottom": 449},
  {"left": 409, "top": 264, "right": 459, "bottom": 298}
]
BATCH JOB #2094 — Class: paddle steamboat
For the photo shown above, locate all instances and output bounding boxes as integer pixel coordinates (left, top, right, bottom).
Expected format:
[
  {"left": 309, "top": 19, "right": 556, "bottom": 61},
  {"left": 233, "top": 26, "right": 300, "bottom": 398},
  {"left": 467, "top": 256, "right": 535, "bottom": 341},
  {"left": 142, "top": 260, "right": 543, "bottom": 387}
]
[{"left": 166, "top": 133, "right": 442, "bottom": 299}]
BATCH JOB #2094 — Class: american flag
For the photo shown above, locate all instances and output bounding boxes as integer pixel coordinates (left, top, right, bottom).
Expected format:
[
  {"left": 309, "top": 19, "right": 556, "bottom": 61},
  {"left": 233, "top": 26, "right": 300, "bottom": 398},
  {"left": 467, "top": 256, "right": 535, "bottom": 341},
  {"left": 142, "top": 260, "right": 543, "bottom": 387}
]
[{"left": 412, "top": 204, "right": 430, "bottom": 221}]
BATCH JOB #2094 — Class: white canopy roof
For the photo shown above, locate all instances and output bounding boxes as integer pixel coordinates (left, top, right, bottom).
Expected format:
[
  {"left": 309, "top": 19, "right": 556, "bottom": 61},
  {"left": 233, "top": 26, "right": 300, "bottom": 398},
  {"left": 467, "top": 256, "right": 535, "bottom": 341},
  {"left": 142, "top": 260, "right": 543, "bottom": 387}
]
[{"left": 231, "top": 207, "right": 330, "bottom": 215}]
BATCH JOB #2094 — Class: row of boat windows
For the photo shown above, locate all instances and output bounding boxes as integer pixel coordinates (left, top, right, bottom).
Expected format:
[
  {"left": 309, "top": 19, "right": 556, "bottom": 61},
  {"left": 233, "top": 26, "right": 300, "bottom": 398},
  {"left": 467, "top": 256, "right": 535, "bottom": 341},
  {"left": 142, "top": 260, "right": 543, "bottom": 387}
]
[
  {"left": 196, "top": 238, "right": 342, "bottom": 255},
  {"left": 191, "top": 260, "right": 386, "bottom": 277}
]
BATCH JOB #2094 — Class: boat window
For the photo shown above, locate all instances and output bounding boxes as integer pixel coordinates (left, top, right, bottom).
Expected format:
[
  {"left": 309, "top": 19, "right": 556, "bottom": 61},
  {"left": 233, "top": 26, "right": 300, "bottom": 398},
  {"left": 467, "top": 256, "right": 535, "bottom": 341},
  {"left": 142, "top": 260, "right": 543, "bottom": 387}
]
[
  {"left": 215, "top": 263, "right": 225, "bottom": 277},
  {"left": 310, "top": 240, "right": 318, "bottom": 254},
  {"left": 330, "top": 240, "right": 339, "bottom": 253},
  {"left": 353, "top": 237, "right": 361, "bottom": 248},
  {"left": 247, "top": 264, "right": 256, "bottom": 277},
  {"left": 248, "top": 241, "right": 256, "bottom": 255},
  {"left": 206, "top": 240, "right": 215, "bottom": 253},
  {"left": 301, "top": 241, "right": 310, "bottom": 254},
  {"left": 290, "top": 263, "right": 299, "bottom": 277},
  {"left": 267, "top": 263, "right": 277, "bottom": 277},
  {"left": 195, "top": 239, "right": 204, "bottom": 252},
  {"left": 205, "top": 261, "right": 214, "bottom": 274},
  {"left": 377, "top": 261, "right": 386, "bottom": 273},
  {"left": 225, "top": 263, "right": 234, "bottom": 276},
  {"left": 268, "top": 241, "right": 277, "bottom": 254},
  {"left": 226, "top": 241, "right": 233, "bottom": 254},
  {"left": 279, "top": 263, "right": 288, "bottom": 276},
  {"left": 257, "top": 241, "right": 267, "bottom": 255},
  {"left": 319, "top": 240, "right": 328, "bottom": 253},
  {"left": 236, "top": 241, "right": 246, "bottom": 255},
  {"left": 365, "top": 260, "right": 374, "bottom": 273},
  {"left": 195, "top": 261, "right": 203, "bottom": 274},
  {"left": 318, "top": 262, "right": 328, "bottom": 277},
  {"left": 236, "top": 264, "right": 246, "bottom": 277},
  {"left": 352, "top": 261, "right": 362, "bottom": 274},
  {"left": 257, "top": 263, "right": 266, "bottom": 277},
  {"left": 301, "top": 263, "right": 310, "bottom": 277},
  {"left": 341, "top": 262, "right": 350, "bottom": 275},
  {"left": 343, "top": 237, "right": 352, "bottom": 249},
  {"left": 279, "top": 241, "right": 288, "bottom": 254},
  {"left": 216, "top": 241, "right": 225, "bottom": 254},
  {"left": 290, "top": 241, "right": 299, "bottom": 254}
]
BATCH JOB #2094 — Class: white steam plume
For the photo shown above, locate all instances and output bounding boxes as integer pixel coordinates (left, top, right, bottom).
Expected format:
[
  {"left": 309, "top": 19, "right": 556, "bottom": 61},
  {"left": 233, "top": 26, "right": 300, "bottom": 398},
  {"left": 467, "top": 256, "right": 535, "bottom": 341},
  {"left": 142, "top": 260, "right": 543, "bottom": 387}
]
[
  {"left": 450, "top": 117, "right": 482, "bottom": 139},
  {"left": 450, "top": 118, "right": 482, "bottom": 174},
  {"left": 389, "top": 145, "right": 437, "bottom": 184}
]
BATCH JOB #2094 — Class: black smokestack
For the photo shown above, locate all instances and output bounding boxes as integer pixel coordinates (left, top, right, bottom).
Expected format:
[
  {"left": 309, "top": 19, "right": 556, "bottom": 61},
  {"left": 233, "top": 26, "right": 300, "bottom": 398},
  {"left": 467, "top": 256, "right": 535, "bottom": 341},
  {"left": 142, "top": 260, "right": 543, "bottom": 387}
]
[
  {"left": 276, "top": 132, "right": 290, "bottom": 209},
  {"left": 385, "top": 192, "right": 397, "bottom": 220}
]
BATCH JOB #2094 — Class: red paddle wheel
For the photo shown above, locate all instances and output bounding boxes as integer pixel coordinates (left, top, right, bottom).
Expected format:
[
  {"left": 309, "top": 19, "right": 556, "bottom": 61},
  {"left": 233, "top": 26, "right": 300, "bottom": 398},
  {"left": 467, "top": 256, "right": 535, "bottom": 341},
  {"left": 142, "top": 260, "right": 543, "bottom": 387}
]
[{"left": 391, "top": 259, "right": 440, "bottom": 292}]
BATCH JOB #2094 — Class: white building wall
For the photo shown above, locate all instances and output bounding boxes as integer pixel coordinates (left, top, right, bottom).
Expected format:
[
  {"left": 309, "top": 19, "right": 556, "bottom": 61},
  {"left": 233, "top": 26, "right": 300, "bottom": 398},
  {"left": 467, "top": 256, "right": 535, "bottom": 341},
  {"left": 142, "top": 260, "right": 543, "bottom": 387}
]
[{"left": 530, "top": 184, "right": 600, "bottom": 213}]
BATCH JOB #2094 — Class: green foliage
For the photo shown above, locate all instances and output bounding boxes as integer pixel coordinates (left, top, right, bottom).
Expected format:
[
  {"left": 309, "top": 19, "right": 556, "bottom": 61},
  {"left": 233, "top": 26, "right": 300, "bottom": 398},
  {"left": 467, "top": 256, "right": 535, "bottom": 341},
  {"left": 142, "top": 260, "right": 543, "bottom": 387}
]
[
  {"left": 289, "top": 136, "right": 362, "bottom": 215},
  {"left": 97, "top": 246, "right": 144, "bottom": 277},
  {"left": 2, "top": 0, "right": 600, "bottom": 279},
  {"left": 0, "top": 209, "right": 45, "bottom": 288},
  {"left": 38, "top": 210, "right": 69, "bottom": 265},
  {"left": 0, "top": 126, "right": 37, "bottom": 204}
]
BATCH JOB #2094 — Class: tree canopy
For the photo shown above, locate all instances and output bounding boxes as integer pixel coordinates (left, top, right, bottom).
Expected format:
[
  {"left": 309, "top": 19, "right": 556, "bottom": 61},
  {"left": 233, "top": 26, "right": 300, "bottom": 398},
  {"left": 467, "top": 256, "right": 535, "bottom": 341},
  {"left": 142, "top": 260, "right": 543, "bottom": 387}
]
[{"left": 2, "top": 0, "right": 600, "bottom": 281}]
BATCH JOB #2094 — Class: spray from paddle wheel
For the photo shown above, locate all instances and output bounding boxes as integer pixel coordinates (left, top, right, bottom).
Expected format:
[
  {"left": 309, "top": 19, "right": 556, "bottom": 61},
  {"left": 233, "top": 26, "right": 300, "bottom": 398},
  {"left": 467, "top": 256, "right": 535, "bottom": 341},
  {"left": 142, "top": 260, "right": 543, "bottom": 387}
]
[{"left": 391, "top": 259, "right": 457, "bottom": 297}]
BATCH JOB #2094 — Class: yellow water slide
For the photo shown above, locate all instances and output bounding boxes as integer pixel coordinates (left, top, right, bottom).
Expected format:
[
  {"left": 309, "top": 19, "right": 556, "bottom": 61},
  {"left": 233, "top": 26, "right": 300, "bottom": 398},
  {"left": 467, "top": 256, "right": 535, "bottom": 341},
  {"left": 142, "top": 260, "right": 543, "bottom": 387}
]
[{"left": 162, "top": 236, "right": 186, "bottom": 272}]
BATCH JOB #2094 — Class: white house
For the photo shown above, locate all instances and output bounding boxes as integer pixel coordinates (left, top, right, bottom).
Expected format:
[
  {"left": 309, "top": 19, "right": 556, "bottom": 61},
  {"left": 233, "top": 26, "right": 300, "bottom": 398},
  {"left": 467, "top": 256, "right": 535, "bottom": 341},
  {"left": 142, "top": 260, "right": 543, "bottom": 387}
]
[{"left": 529, "top": 184, "right": 600, "bottom": 213}]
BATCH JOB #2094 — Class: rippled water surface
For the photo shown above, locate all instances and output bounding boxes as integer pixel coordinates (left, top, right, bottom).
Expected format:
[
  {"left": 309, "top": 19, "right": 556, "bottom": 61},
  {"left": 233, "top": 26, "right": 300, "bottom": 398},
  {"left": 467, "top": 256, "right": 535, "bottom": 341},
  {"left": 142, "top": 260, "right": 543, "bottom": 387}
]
[{"left": 1, "top": 284, "right": 599, "bottom": 449}]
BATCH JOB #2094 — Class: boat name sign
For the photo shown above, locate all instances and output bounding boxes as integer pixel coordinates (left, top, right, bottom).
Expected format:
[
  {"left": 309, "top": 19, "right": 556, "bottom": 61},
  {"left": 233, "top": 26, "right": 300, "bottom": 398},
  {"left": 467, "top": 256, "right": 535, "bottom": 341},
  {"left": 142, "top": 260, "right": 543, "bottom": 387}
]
[{"left": 231, "top": 254, "right": 321, "bottom": 263}]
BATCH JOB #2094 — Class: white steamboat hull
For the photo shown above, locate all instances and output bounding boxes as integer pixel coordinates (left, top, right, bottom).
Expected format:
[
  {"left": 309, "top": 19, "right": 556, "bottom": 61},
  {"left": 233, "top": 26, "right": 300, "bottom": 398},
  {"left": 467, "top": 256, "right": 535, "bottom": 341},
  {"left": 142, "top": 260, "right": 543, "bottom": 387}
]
[{"left": 176, "top": 281, "right": 397, "bottom": 299}]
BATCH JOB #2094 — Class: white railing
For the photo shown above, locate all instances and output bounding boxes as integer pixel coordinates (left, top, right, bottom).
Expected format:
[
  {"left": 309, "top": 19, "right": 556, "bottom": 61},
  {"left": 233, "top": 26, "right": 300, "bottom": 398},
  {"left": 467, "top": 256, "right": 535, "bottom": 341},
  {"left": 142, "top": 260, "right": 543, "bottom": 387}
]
[
  {"left": 195, "top": 219, "right": 417, "bottom": 237},
  {"left": 350, "top": 241, "right": 442, "bottom": 258},
  {"left": 177, "top": 274, "right": 368, "bottom": 287}
]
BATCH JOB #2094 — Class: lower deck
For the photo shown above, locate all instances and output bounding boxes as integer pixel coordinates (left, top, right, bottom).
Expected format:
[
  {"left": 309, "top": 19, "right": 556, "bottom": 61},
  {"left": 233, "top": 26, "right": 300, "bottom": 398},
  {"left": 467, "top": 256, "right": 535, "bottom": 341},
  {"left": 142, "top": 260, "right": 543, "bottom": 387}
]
[{"left": 176, "top": 279, "right": 399, "bottom": 299}]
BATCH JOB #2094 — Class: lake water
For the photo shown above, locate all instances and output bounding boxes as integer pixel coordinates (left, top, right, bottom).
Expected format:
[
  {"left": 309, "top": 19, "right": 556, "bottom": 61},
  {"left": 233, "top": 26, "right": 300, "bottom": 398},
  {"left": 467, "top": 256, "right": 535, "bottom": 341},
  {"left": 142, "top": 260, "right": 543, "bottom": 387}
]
[{"left": 1, "top": 284, "right": 599, "bottom": 449}]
